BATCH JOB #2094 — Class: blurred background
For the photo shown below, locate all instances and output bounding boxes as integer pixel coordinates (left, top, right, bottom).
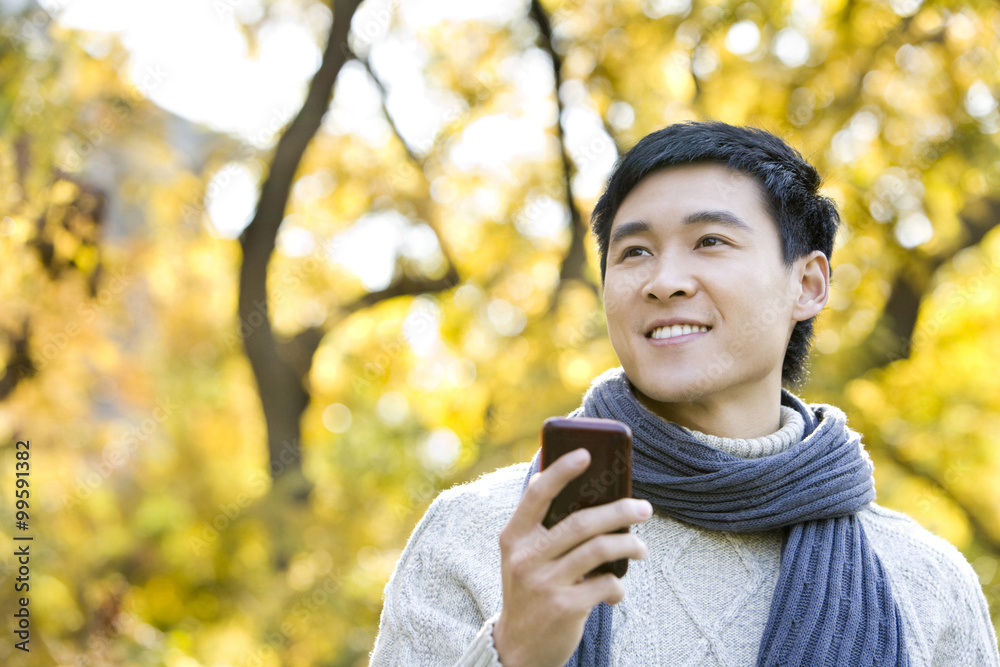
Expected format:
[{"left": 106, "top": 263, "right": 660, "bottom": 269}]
[{"left": 1, "top": 0, "right": 999, "bottom": 664}]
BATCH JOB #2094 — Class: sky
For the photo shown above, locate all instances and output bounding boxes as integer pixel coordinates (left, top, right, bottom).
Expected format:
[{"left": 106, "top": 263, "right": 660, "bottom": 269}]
[{"left": 45, "top": 0, "right": 535, "bottom": 150}]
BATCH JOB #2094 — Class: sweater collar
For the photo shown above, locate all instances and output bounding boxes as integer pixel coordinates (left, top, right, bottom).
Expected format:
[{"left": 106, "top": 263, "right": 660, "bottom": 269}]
[{"left": 622, "top": 374, "right": 807, "bottom": 460}]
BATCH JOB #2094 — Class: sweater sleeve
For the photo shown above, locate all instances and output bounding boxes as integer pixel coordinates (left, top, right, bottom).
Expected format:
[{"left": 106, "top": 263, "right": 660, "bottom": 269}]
[
  {"left": 370, "top": 467, "right": 522, "bottom": 666},
  {"left": 861, "top": 504, "right": 1000, "bottom": 666},
  {"left": 930, "top": 551, "right": 999, "bottom": 666},
  {"left": 455, "top": 613, "right": 504, "bottom": 667}
]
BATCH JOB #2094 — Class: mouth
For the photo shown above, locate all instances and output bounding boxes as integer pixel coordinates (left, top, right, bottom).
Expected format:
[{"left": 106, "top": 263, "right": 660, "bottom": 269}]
[{"left": 646, "top": 324, "right": 711, "bottom": 340}]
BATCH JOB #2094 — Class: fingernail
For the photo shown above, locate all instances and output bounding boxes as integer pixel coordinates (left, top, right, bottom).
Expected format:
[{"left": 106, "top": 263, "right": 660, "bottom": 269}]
[{"left": 631, "top": 499, "right": 653, "bottom": 518}]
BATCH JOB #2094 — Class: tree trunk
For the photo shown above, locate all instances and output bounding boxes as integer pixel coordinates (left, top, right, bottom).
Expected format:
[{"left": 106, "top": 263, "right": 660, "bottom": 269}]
[{"left": 238, "top": 0, "right": 363, "bottom": 486}]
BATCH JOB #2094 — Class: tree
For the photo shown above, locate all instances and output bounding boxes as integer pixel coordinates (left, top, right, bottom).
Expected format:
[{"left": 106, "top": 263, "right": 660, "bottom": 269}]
[{"left": 2, "top": 0, "right": 998, "bottom": 664}]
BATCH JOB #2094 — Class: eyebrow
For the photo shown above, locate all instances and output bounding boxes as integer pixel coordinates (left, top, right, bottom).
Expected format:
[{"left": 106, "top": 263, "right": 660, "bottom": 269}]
[
  {"left": 607, "top": 220, "right": 652, "bottom": 250},
  {"left": 682, "top": 210, "right": 753, "bottom": 231},
  {"left": 608, "top": 210, "right": 753, "bottom": 249}
]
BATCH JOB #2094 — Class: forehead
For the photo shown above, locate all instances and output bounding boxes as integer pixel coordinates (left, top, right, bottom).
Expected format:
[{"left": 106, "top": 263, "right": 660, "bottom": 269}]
[{"left": 611, "top": 163, "right": 774, "bottom": 230}]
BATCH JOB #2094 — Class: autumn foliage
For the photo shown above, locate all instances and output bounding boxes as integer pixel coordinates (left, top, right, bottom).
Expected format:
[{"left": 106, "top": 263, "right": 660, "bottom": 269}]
[{"left": 1, "top": 0, "right": 999, "bottom": 665}]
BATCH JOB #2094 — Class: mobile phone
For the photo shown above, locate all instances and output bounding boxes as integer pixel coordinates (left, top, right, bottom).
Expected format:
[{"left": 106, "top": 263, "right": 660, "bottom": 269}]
[{"left": 540, "top": 416, "right": 634, "bottom": 578}]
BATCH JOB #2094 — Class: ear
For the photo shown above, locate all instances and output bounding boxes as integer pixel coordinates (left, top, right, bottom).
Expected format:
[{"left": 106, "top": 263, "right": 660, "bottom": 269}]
[{"left": 791, "top": 250, "right": 830, "bottom": 322}]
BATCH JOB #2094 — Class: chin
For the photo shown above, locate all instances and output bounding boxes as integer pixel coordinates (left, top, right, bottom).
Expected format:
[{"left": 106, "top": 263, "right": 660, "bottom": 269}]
[
  {"left": 627, "top": 371, "right": 705, "bottom": 407},
  {"left": 627, "top": 356, "right": 700, "bottom": 389}
]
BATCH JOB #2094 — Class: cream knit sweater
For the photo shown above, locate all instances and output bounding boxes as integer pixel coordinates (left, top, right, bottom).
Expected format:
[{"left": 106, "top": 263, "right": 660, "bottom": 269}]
[{"left": 370, "top": 407, "right": 999, "bottom": 666}]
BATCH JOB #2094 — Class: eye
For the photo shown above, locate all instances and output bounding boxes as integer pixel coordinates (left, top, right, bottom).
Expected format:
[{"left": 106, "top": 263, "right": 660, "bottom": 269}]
[
  {"left": 621, "top": 246, "right": 651, "bottom": 259},
  {"left": 696, "top": 235, "right": 728, "bottom": 248}
]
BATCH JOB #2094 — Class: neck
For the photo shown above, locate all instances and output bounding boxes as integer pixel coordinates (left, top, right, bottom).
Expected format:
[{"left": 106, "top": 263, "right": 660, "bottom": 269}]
[{"left": 632, "top": 383, "right": 783, "bottom": 439}]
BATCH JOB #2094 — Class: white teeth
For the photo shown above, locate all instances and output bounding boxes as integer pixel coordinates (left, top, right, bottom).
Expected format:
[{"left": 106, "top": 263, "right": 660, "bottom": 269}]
[{"left": 650, "top": 325, "right": 708, "bottom": 339}]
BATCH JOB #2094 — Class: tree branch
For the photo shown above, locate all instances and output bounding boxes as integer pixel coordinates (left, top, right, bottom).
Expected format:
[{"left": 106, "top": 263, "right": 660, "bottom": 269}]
[
  {"left": 528, "top": 0, "right": 597, "bottom": 297},
  {"left": 354, "top": 54, "right": 424, "bottom": 165},
  {"left": 0, "top": 319, "right": 35, "bottom": 402},
  {"left": 347, "top": 49, "right": 464, "bottom": 299},
  {"left": 856, "top": 196, "right": 1000, "bottom": 373},
  {"left": 341, "top": 271, "right": 460, "bottom": 317}
]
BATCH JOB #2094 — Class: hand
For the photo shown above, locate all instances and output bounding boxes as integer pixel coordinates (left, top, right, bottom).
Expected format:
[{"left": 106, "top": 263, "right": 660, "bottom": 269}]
[{"left": 492, "top": 449, "right": 653, "bottom": 667}]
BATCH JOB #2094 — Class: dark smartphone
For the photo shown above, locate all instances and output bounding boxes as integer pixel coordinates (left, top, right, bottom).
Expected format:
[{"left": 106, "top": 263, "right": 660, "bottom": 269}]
[{"left": 540, "top": 416, "right": 634, "bottom": 578}]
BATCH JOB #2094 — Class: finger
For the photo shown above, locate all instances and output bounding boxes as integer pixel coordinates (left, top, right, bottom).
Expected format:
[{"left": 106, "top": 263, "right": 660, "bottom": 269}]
[
  {"left": 539, "top": 498, "right": 652, "bottom": 560},
  {"left": 557, "top": 532, "right": 649, "bottom": 584},
  {"left": 571, "top": 572, "right": 628, "bottom": 609},
  {"left": 508, "top": 448, "right": 592, "bottom": 533}
]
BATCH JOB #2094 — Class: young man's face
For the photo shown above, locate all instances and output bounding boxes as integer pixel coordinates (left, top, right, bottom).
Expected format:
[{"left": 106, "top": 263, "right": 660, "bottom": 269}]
[{"left": 602, "top": 163, "right": 825, "bottom": 430}]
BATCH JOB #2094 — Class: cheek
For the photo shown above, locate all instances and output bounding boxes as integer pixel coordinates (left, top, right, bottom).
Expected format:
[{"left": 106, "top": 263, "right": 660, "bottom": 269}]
[
  {"left": 602, "top": 279, "right": 633, "bottom": 324},
  {"left": 603, "top": 297, "right": 633, "bottom": 357},
  {"left": 732, "top": 287, "right": 796, "bottom": 357},
  {"left": 604, "top": 305, "right": 629, "bottom": 348},
  {"left": 733, "top": 274, "right": 793, "bottom": 325}
]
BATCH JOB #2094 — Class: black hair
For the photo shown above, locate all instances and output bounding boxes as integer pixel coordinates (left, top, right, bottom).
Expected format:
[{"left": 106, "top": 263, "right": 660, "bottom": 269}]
[{"left": 591, "top": 121, "right": 840, "bottom": 387}]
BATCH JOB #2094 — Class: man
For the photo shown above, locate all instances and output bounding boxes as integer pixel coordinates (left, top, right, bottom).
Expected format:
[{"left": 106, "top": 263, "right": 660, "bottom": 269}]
[{"left": 369, "top": 122, "right": 999, "bottom": 666}]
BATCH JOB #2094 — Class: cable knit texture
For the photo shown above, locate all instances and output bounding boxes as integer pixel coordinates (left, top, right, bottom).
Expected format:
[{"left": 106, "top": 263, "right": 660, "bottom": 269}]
[{"left": 369, "top": 370, "right": 1000, "bottom": 667}]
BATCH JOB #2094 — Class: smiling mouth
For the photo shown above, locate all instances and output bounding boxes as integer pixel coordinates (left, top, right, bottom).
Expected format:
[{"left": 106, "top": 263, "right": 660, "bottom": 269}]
[{"left": 647, "top": 324, "right": 711, "bottom": 340}]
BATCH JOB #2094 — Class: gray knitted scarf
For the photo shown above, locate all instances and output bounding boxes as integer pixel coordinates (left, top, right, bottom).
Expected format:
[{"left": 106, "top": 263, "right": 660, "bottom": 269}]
[{"left": 524, "top": 367, "right": 908, "bottom": 666}]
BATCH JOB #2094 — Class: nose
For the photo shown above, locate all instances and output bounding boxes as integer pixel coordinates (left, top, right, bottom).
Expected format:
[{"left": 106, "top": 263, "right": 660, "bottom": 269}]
[{"left": 642, "top": 256, "right": 698, "bottom": 301}]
